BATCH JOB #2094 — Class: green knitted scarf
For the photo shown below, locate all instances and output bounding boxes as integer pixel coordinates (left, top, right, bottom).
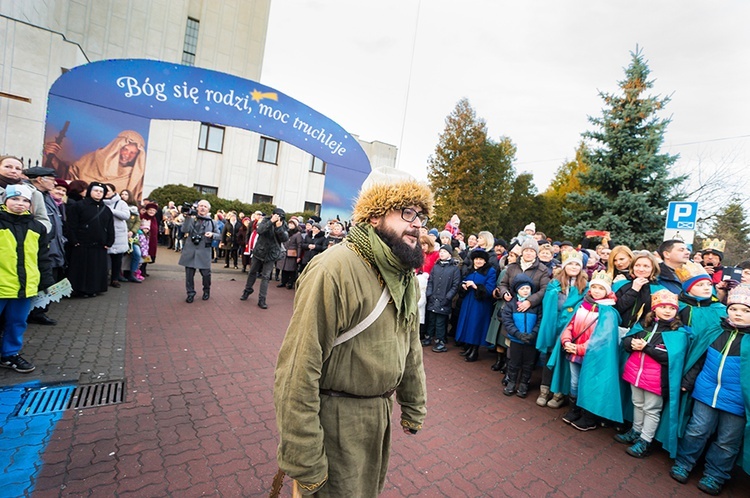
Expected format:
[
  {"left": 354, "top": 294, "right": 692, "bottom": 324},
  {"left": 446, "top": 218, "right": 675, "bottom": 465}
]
[{"left": 346, "top": 223, "right": 418, "bottom": 330}]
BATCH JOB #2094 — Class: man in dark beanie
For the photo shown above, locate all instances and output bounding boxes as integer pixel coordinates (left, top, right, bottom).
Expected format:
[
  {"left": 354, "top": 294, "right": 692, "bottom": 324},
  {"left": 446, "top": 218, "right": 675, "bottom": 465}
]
[{"left": 240, "top": 207, "right": 288, "bottom": 308}]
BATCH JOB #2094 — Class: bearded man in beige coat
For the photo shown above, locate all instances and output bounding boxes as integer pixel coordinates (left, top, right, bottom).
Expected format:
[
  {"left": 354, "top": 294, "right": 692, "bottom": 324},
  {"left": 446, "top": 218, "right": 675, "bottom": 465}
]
[{"left": 274, "top": 167, "right": 432, "bottom": 497}]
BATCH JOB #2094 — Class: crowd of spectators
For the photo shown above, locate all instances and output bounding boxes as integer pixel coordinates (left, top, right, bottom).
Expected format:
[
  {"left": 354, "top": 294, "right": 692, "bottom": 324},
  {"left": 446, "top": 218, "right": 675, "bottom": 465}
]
[
  {"left": 1, "top": 156, "right": 747, "bottom": 495},
  {"left": 413, "top": 214, "right": 749, "bottom": 496}
]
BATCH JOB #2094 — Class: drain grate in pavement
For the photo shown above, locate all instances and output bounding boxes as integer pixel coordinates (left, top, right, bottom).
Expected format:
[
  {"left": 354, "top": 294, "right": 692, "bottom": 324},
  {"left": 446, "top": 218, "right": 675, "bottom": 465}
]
[{"left": 17, "top": 381, "right": 125, "bottom": 416}]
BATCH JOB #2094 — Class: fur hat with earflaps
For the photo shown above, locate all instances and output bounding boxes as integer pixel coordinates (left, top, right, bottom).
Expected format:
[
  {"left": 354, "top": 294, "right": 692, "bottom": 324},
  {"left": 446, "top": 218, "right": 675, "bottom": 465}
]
[{"left": 352, "top": 167, "right": 434, "bottom": 224}]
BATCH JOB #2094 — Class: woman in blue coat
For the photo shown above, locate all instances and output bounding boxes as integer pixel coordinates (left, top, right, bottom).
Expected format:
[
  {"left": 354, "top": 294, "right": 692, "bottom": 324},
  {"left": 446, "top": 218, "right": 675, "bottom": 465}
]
[{"left": 455, "top": 248, "right": 497, "bottom": 362}]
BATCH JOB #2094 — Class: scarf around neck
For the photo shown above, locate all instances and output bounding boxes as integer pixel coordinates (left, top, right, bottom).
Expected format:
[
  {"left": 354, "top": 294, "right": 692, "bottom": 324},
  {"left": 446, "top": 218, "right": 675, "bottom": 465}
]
[
  {"left": 520, "top": 258, "right": 535, "bottom": 272},
  {"left": 0, "top": 174, "right": 21, "bottom": 189},
  {"left": 346, "top": 223, "right": 417, "bottom": 330}
]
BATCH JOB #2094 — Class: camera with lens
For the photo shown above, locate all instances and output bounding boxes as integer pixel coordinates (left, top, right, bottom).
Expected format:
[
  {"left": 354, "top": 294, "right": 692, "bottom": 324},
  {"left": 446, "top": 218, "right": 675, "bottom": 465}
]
[
  {"left": 191, "top": 233, "right": 203, "bottom": 245},
  {"left": 181, "top": 201, "right": 198, "bottom": 216}
]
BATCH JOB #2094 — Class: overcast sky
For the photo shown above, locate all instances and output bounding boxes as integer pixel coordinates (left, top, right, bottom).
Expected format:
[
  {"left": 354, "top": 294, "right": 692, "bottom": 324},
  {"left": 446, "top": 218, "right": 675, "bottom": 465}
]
[{"left": 261, "top": 1, "right": 750, "bottom": 195}]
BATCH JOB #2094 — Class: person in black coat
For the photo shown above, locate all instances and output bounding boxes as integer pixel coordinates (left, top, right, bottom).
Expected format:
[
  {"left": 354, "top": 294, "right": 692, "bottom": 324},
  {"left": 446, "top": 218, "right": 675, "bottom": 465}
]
[
  {"left": 497, "top": 238, "right": 550, "bottom": 311},
  {"left": 615, "top": 252, "right": 661, "bottom": 329},
  {"left": 299, "top": 223, "right": 327, "bottom": 273},
  {"left": 221, "top": 213, "right": 240, "bottom": 268},
  {"left": 66, "top": 182, "right": 115, "bottom": 297},
  {"left": 240, "top": 208, "right": 289, "bottom": 309},
  {"left": 425, "top": 245, "right": 462, "bottom": 352}
]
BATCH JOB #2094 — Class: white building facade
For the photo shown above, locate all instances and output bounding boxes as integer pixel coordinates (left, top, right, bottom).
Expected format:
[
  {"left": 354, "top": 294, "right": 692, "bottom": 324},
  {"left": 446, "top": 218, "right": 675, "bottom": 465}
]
[{"left": 0, "top": 0, "right": 394, "bottom": 214}]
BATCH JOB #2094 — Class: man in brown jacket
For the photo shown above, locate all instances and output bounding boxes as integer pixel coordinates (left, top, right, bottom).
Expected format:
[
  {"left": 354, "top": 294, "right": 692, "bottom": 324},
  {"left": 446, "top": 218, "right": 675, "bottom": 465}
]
[{"left": 274, "top": 167, "right": 432, "bottom": 497}]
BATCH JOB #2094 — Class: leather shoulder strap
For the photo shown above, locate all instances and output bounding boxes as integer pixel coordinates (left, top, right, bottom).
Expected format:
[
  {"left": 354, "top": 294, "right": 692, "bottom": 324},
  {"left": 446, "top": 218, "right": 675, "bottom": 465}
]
[{"left": 333, "top": 286, "right": 391, "bottom": 347}]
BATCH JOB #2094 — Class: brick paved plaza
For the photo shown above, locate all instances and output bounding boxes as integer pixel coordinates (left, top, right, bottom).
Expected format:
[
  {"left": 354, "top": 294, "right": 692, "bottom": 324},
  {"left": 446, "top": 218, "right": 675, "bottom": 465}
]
[{"left": 1, "top": 250, "right": 747, "bottom": 497}]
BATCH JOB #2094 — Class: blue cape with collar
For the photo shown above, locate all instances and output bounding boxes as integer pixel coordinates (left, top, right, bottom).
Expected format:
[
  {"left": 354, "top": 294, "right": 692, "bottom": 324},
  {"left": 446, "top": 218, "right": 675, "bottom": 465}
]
[
  {"left": 622, "top": 322, "right": 691, "bottom": 458},
  {"left": 536, "top": 279, "right": 587, "bottom": 352},
  {"left": 549, "top": 303, "right": 623, "bottom": 422}
]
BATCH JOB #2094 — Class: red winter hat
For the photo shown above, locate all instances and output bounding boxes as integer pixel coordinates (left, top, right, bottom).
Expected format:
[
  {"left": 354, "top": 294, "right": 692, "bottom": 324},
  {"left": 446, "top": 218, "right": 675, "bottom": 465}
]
[{"left": 54, "top": 178, "right": 69, "bottom": 192}]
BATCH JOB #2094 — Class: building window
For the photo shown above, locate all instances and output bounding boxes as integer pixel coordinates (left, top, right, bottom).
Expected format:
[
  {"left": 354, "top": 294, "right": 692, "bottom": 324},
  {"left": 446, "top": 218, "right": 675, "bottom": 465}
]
[
  {"left": 304, "top": 202, "right": 321, "bottom": 216},
  {"left": 258, "top": 137, "right": 279, "bottom": 164},
  {"left": 182, "top": 18, "right": 199, "bottom": 66},
  {"left": 193, "top": 184, "right": 218, "bottom": 196},
  {"left": 310, "top": 156, "right": 326, "bottom": 174},
  {"left": 198, "top": 123, "right": 224, "bottom": 153},
  {"left": 253, "top": 193, "right": 273, "bottom": 204}
]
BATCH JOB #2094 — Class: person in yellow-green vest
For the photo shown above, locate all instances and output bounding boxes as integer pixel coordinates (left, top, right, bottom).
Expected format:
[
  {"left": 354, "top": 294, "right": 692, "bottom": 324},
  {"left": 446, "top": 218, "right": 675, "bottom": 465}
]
[{"left": 0, "top": 184, "right": 54, "bottom": 373}]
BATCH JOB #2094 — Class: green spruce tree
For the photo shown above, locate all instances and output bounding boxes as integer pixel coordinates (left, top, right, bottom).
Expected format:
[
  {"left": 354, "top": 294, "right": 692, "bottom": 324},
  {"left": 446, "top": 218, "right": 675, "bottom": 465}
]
[
  {"left": 538, "top": 142, "right": 590, "bottom": 240},
  {"left": 708, "top": 200, "right": 750, "bottom": 265},
  {"left": 498, "top": 173, "right": 537, "bottom": 239},
  {"left": 428, "top": 98, "right": 516, "bottom": 235},
  {"left": 562, "top": 48, "right": 685, "bottom": 248}
]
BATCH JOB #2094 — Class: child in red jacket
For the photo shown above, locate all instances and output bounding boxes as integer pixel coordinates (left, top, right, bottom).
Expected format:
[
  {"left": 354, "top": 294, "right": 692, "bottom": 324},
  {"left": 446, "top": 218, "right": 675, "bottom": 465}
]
[{"left": 560, "top": 270, "right": 616, "bottom": 431}]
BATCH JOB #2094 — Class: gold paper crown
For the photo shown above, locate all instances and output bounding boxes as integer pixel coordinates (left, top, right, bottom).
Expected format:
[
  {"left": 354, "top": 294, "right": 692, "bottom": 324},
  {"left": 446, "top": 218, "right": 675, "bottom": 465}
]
[
  {"left": 589, "top": 270, "right": 613, "bottom": 289},
  {"left": 674, "top": 261, "right": 709, "bottom": 283},
  {"left": 727, "top": 286, "right": 750, "bottom": 308},
  {"left": 651, "top": 289, "right": 679, "bottom": 309},
  {"left": 561, "top": 250, "right": 583, "bottom": 267},
  {"left": 702, "top": 238, "right": 726, "bottom": 254}
]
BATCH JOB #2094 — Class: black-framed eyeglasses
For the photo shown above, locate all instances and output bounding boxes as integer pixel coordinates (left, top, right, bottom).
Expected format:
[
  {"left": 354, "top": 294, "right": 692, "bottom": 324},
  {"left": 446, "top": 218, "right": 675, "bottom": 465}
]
[{"left": 401, "top": 207, "right": 429, "bottom": 225}]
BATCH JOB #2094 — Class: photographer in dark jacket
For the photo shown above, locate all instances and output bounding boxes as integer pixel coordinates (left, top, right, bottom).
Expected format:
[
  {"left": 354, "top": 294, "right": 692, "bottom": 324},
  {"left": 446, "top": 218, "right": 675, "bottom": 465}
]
[
  {"left": 178, "top": 200, "right": 220, "bottom": 303},
  {"left": 240, "top": 208, "right": 289, "bottom": 309}
]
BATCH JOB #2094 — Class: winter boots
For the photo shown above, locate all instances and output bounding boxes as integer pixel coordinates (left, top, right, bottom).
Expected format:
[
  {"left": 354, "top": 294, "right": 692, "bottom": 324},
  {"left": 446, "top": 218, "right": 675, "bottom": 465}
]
[
  {"left": 546, "top": 392, "right": 567, "bottom": 409},
  {"left": 432, "top": 340, "right": 448, "bottom": 353},
  {"left": 464, "top": 345, "right": 479, "bottom": 362},
  {"left": 536, "top": 385, "right": 552, "bottom": 407},
  {"left": 561, "top": 397, "right": 581, "bottom": 424},
  {"left": 490, "top": 352, "right": 505, "bottom": 372},
  {"left": 571, "top": 409, "right": 598, "bottom": 431},
  {"left": 503, "top": 364, "right": 519, "bottom": 396},
  {"left": 625, "top": 438, "right": 652, "bottom": 458},
  {"left": 614, "top": 428, "right": 640, "bottom": 444}
]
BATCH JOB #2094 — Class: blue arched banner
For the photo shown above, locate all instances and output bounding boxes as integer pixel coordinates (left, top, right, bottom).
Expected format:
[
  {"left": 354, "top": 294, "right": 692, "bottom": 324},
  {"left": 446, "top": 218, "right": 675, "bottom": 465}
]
[{"left": 44, "top": 59, "right": 370, "bottom": 220}]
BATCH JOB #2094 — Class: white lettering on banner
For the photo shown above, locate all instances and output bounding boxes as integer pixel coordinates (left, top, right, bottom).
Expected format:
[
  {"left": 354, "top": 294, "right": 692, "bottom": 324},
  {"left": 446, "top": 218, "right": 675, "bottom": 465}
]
[
  {"left": 204, "top": 89, "right": 253, "bottom": 114},
  {"left": 258, "top": 103, "right": 290, "bottom": 123},
  {"left": 292, "top": 117, "right": 347, "bottom": 156},
  {"left": 114, "top": 75, "right": 349, "bottom": 158},
  {"left": 116, "top": 76, "right": 167, "bottom": 102},
  {"left": 173, "top": 82, "right": 200, "bottom": 104}
]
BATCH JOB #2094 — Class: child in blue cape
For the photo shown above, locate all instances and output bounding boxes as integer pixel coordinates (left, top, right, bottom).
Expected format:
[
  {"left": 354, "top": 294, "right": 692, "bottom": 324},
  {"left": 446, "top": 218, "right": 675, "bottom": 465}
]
[
  {"left": 618, "top": 289, "right": 690, "bottom": 459},
  {"left": 676, "top": 261, "right": 726, "bottom": 335},
  {"left": 501, "top": 274, "right": 541, "bottom": 398},
  {"left": 551, "top": 270, "right": 621, "bottom": 431},
  {"left": 670, "top": 286, "right": 750, "bottom": 496},
  {"left": 536, "top": 250, "right": 588, "bottom": 408}
]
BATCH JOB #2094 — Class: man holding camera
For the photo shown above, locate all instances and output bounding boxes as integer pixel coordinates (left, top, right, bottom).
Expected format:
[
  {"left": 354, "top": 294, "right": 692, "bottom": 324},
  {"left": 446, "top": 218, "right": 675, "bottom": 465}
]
[
  {"left": 178, "top": 200, "right": 220, "bottom": 303},
  {"left": 240, "top": 208, "right": 289, "bottom": 309}
]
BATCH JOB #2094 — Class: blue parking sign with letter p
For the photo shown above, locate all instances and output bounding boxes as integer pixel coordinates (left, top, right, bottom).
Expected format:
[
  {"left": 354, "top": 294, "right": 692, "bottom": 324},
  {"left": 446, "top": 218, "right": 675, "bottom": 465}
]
[{"left": 665, "top": 202, "right": 698, "bottom": 230}]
